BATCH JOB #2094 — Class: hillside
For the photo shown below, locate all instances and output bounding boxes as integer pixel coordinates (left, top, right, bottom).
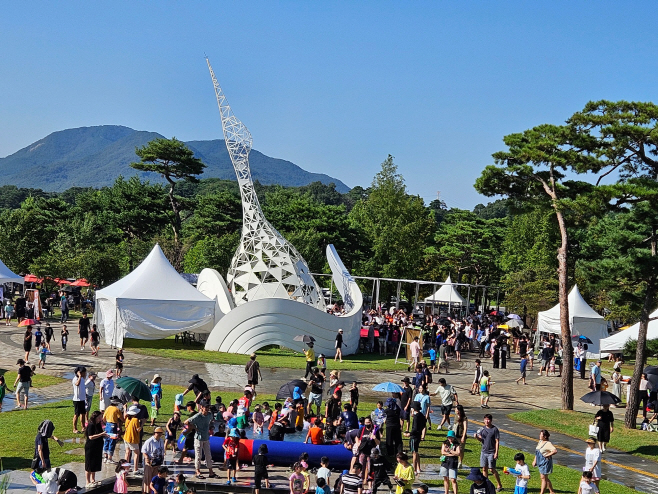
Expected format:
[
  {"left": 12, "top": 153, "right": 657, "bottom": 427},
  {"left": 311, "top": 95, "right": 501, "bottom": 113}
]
[{"left": 0, "top": 125, "right": 349, "bottom": 192}]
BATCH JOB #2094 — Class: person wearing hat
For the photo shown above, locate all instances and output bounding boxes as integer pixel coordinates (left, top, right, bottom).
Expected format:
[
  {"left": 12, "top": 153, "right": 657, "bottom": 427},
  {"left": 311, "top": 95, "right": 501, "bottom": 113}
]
[
  {"left": 370, "top": 447, "right": 392, "bottom": 494},
  {"left": 466, "top": 467, "right": 496, "bottom": 494},
  {"left": 440, "top": 430, "right": 461, "bottom": 494},
  {"left": 141, "top": 426, "right": 165, "bottom": 493},
  {"left": 245, "top": 353, "right": 263, "bottom": 396},
  {"left": 99, "top": 370, "right": 115, "bottom": 412},
  {"left": 150, "top": 375, "right": 163, "bottom": 426},
  {"left": 223, "top": 428, "right": 241, "bottom": 485},
  {"left": 335, "top": 329, "right": 345, "bottom": 362},
  {"left": 185, "top": 400, "right": 218, "bottom": 479},
  {"left": 303, "top": 342, "right": 316, "bottom": 379},
  {"left": 102, "top": 397, "right": 123, "bottom": 463},
  {"left": 123, "top": 405, "right": 142, "bottom": 472},
  {"left": 583, "top": 438, "right": 601, "bottom": 487}
]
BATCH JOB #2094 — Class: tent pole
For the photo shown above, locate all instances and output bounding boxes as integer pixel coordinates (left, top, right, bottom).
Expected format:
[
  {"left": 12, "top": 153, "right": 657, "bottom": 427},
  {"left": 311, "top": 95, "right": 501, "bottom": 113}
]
[
  {"left": 496, "top": 288, "right": 500, "bottom": 311},
  {"left": 467, "top": 285, "right": 471, "bottom": 315},
  {"left": 413, "top": 283, "right": 419, "bottom": 315},
  {"left": 375, "top": 279, "right": 380, "bottom": 311},
  {"left": 396, "top": 281, "right": 401, "bottom": 310},
  {"left": 329, "top": 278, "right": 333, "bottom": 306}
]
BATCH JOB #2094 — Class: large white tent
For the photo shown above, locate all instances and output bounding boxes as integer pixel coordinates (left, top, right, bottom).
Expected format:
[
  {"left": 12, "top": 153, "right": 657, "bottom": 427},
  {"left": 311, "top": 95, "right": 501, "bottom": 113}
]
[
  {"left": 95, "top": 245, "right": 216, "bottom": 348},
  {"left": 0, "top": 259, "right": 23, "bottom": 284},
  {"left": 424, "top": 275, "right": 468, "bottom": 306},
  {"left": 537, "top": 285, "right": 609, "bottom": 357},
  {"left": 600, "top": 307, "right": 658, "bottom": 354}
]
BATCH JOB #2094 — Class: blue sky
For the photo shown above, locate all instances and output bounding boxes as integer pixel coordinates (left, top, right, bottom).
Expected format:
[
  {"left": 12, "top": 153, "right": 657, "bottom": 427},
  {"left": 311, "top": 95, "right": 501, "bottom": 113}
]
[{"left": 1, "top": 2, "right": 657, "bottom": 208}]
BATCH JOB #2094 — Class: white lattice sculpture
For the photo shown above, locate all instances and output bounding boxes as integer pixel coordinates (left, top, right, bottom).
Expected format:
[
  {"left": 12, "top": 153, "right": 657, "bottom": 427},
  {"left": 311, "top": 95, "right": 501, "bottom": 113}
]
[{"left": 207, "top": 59, "right": 325, "bottom": 310}]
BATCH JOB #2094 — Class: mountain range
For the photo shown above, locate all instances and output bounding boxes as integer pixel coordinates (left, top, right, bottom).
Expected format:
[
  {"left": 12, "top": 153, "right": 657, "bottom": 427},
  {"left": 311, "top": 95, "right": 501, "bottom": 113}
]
[{"left": 0, "top": 125, "right": 349, "bottom": 192}]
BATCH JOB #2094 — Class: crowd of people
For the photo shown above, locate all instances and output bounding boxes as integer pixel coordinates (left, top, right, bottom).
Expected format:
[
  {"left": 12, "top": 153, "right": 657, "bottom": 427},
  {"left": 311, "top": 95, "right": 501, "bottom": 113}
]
[{"left": 11, "top": 306, "right": 657, "bottom": 494}]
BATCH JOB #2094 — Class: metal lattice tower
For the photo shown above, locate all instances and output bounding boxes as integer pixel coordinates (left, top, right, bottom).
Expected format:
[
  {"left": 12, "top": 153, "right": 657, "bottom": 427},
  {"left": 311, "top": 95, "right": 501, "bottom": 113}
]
[{"left": 206, "top": 58, "right": 326, "bottom": 310}]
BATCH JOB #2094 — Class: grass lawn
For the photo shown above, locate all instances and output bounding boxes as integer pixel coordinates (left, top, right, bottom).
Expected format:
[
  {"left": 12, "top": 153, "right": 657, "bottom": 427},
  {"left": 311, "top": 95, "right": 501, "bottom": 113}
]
[
  {"left": 509, "top": 409, "right": 658, "bottom": 461},
  {"left": 124, "top": 338, "right": 410, "bottom": 372},
  {"left": 1, "top": 385, "right": 642, "bottom": 493},
  {"left": 0, "top": 369, "right": 66, "bottom": 388}
]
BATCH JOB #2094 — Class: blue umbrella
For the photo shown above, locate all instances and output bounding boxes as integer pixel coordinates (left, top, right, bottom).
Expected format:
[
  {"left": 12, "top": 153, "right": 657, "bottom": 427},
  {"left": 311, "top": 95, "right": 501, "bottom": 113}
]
[{"left": 373, "top": 382, "right": 404, "bottom": 393}]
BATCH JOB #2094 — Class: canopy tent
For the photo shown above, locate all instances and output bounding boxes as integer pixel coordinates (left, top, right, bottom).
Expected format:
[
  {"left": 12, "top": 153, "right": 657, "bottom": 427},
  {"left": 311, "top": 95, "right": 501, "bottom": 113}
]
[
  {"left": 537, "top": 285, "right": 609, "bottom": 358},
  {"left": 600, "top": 307, "right": 658, "bottom": 354},
  {"left": 0, "top": 259, "right": 23, "bottom": 284},
  {"left": 423, "top": 275, "right": 468, "bottom": 306},
  {"left": 95, "top": 244, "right": 216, "bottom": 348}
]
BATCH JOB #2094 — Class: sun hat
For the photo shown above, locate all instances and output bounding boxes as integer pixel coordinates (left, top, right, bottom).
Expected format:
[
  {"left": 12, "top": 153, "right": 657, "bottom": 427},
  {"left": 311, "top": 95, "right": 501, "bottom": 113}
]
[
  {"left": 229, "top": 428, "right": 241, "bottom": 438},
  {"left": 586, "top": 438, "right": 596, "bottom": 444},
  {"left": 301, "top": 461, "right": 308, "bottom": 469},
  {"left": 447, "top": 430, "right": 456, "bottom": 438},
  {"left": 466, "top": 468, "right": 486, "bottom": 482},
  {"left": 127, "top": 405, "right": 140, "bottom": 416},
  {"left": 153, "top": 427, "right": 165, "bottom": 433},
  {"left": 401, "top": 377, "right": 411, "bottom": 384},
  {"left": 105, "top": 370, "right": 114, "bottom": 378}
]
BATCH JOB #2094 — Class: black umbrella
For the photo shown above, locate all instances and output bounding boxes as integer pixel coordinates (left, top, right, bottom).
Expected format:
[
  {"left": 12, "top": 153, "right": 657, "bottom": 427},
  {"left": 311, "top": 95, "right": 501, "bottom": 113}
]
[
  {"left": 580, "top": 390, "right": 621, "bottom": 406},
  {"left": 643, "top": 366, "right": 658, "bottom": 388},
  {"left": 293, "top": 335, "right": 315, "bottom": 344},
  {"left": 276, "top": 379, "right": 307, "bottom": 401}
]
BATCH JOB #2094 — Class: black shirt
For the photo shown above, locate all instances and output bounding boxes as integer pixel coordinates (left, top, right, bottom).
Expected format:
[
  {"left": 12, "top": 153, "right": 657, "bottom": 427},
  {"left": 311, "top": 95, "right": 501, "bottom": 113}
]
[
  {"left": 310, "top": 375, "right": 324, "bottom": 395},
  {"left": 384, "top": 406, "right": 400, "bottom": 426},
  {"left": 79, "top": 318, "right": 90, "bottom": 332},
  {"left": 410, "top": 412, "right": 427, "bottom": 439},
  {"left": 470, "top": 479, "right": 496, "bottom": 494},
  {"left": 336, "top": 333, "right": 343, "bottom": 347},
  {"left": 18, "top": 365, "right": 32, "bottom": 382},
  {"left": 254, "top": 453, "right": 268, "bottom": 475},
  {"left": 401, "top": 387, "right": 413, "bottom": 409},
  {"left": 326, "top": 396, "right": 340, "bottom": 420}
]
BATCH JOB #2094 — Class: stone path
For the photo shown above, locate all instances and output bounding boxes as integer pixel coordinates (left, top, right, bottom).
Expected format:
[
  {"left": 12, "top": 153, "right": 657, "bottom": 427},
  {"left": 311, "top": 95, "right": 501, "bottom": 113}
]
[{"left": 1, "top": 321, "right": 656, "bottom": 492}]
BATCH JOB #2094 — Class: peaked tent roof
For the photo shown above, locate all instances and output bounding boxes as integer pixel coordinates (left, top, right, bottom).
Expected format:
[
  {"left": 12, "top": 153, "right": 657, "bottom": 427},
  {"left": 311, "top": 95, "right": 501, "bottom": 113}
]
[
  {"left": 537, "top": 285, "right": 604, "bottom": 321},
  {"left": 600, "top": 307, "right": 658, "bottom": 353},
  {"left": 0, "top": 259, "right": 24, "bottom": 284},
  {"left": 424, "top": 276, "right": 468, "bottom": 305},
  {"left": 96, "top": 244, "right": 212, "bottom": 302}
]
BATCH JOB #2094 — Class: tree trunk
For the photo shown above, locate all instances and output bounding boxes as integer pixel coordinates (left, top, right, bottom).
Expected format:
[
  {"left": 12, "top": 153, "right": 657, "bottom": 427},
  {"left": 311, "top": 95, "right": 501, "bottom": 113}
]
[
  {"left": 167, "top": 181, "right": 181, "bottom": 245},
  {"left": 625, "top": 226, "right": 656, "bottom": 428},
  {"left": 555, "top": 208, "right": 574, "bottom": 410}
]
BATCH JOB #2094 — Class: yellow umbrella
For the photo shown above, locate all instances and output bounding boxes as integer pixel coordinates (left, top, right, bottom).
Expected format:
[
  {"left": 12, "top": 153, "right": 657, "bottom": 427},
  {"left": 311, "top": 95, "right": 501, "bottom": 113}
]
[
  {"left": 619, "top": 325, "right": 631, "bottom": 331},
  {"left": 498, "top": 324, "right": 510, "bottom": 329}
]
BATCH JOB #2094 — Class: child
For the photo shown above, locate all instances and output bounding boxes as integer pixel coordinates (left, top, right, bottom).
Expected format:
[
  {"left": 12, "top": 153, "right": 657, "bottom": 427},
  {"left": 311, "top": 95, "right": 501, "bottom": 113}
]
[
  {"left": 548, "top": 356, "right": 556, "bottom": 376},
  {"left": 0, "top": 375, "right": 13, "bottom": 411},
  {"left": 371, "top": 401, "right": 385, "bottom": 432},
  {"left": 515, "top": 354, "right": 528, "bottom": 385},
  {"left": 34, "top": 326, "right": 43, "bottom": 348},
  {"left": 350, "top": 381, "right": 359, "bottom": 414},
  {"left": 61, "top": 325, "right": 69, "bottom": 351},
  {"left": 85, "top": 372, "right": 96, "bottom": 413},
  {"left": 149, "top": 467, "right": 169, "bottom": 494},
  {"left": 253, "top": 444, "right": 270, "bottom": 494},
  {"left": 504, "top": 452, "right": 530, "bottom": 494},
  {"left": 527, "top": 345, "right": 535, "bottom": 370},
  {"left": 236, "top": 406, "right": 249, "bottom": 430},
  {"left": 172, "top": 473, "right": 190, "bottom": 494},
  {"left": 38, "top": 341, "right": 48, "bottom": 369},
  {"left": 90, "top": 324, "right": 100, "bottom": 356},
  {"left": 150, "top": 375, "right": 162, "bottom": 426},
  {"left": 480, "top": 370, "right": 492, "bottom": 408},
  {"left": 223, "top": 429, "right": 240, "bottom": 485},
  {"left": 315, "top": 477, "right": 331, "bottom": 494},
  {"left": 428, "top": 346, "right": 437, "bottom": 373},
  {"left": 316, "top": 456, "right": 331, "bottom": 487},
  {"left": 578, "top": 471, "right": 599, "bottom": 494},
  {"left": 370, "top": 447, "right": 393, "bottom": 494},
  {"left": 289, "top": 462, "right": 307, "bottom": 494},
  {"left": 113, "top": 460, "right": 130, "bottom": 494},
  {"left": 317, "top": 354, "right": 327, "bottom": 376},
  {"left": 261, "top": 402, "right": 272, "bottom": 423},
  {"left": 253, "top": 405, "right": 265, "bottom": 434},
  {"left": 174, "top": 393, "right": 184, "bottom": 413},
  {"left": 164, "top": 412, "right": 182, "bottom": 452}
]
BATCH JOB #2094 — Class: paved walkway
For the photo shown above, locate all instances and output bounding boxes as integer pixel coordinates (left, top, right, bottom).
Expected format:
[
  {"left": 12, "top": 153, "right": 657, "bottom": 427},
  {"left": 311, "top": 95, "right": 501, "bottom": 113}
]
[{"left": 1, "top": 322, "right": 656, "bottom": 492}]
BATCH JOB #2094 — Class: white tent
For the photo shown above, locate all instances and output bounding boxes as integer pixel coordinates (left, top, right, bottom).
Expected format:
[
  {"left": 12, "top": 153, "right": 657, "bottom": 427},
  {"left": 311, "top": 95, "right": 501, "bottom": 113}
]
[
  {"left": 96, "top": 245, "right": 216, "bottom": 348},
  {"left": 424, "top": 275, "right": 468, "bottom": 306},
  {"left": 0, "top": 259, "right": 23, "bottom": 284},
  {"left": 600, "top": 308, "right": 658, "bottom": 354},
  {"left": 537, "top": 285, "right": 609, "bottom": 357}
]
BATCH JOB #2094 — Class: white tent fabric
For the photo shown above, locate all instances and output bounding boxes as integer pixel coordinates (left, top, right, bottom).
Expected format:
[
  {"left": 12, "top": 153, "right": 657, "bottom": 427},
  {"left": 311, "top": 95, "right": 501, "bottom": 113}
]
[
  {"left": 600, "top": 308, "right": 658, "bottom": 353},
  {"left": 96, "top": 245, "right": 216, "bottom": 348},
  {"left": 424, "top": 275, "right": 468, "bottom": 306},
  {"left": 0, "top": 259, "right": 23, "bottom": 284},
  {"left": 537, "top": 285, "right": 609, "bottom": 357}
]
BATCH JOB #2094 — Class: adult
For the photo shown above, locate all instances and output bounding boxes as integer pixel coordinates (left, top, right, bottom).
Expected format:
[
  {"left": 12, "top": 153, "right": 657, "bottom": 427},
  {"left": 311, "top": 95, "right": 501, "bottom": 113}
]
[
  {"left": 639, "top": 373, "right": 651, "bottom": 417},
  {"left": 99, "top": 370, "right": 115, "bottom": 411},
  {"left": 400, "top": 377, "right": 413, "bottom": 434},
  {"left": 413, "top": 386, "right": 431, "bottom": 440},
  {"left": 142, "top": 427, "right": 166, "bottom": 493},
  {"left": 325, "top": 389, "right": 342, "bottom": 423},
  {"left": 356, "top": 417, "right": 380, "bottom": 481},
  {"left": 431, "top": 377, "right": 459, "bottom": 431},
  {"left": 184, "top": 400, "right": 218, "bottom": 479},
  {"left": 335, "top": 328, "right": 345, "bottom": 362},
  {"left": 591, "top": 360, "right": 602, "bottom": 391},
  {"left": 72, "top": 367, "right": 87, "bottom": 433},
  {"left": 44, "top": 323, "right": 54, "bottom": 352},
  {"left": 23, "top": 324, "right": 33, "bottom": 363},
  {"left": 183, "top": 374, "right": 209, "bottom": 404},
  {"left": 60, "top": 291, "right": 69, "bottom": 323},
  {"left": 474, "top": 414, "right": 502, "bottom": 491},
  {"left": 384, "top": 397, "right": 402, "bottom": 455},
  {"left": 269, "top": 416, "right": 296, "bottom": 441},
  {"left": 34, "top": 420, "right": 62, "bottom": 471},
  {"left": 465, "top": 468, "right": 496, "bottom": 494},
  {"left": 84, "top": 411, "right": 106, "bottom": 487},
  {"left": 102, "top": 397, "right": 123, "bottom": 463},
  {"left": 532, "top": 429, "right": 557, "bottom": 494},
  {"left": 471, "top": 359, "right": 483, "bottom": 395},
  {"left": 580, "top": 344, "right": 589, "bottom": 380},
  {"left": 454, "top": 405, "right": 469, "bottom": 469},
  {"left": 393, "top": 453, "right": 414, "bottom": 494},
  {"left": 245, "top": 353, "right": 263, "bottom": 396},
  {"left": 594, "top": 404, "right": 614, "bottom": 452},
  {"left": 409, "top": 337, "right": 421, "bottom": 371},
  {"left": 409, "top": 402, "right": 426, "bottom": 474},
  {"left": 308, "top": 367, "right": 325, "bottom": 415},
  {"left": 78, "top": 312, "right": 90, "bottom": 351},
  {"left": 610, "top": 368, "right": 622, "bottom": 405},
  {"left": 340, "top": 403, "right": 359, "bottom": 431},
  {"left": 14, "top": 358, "right": 32, "bottom": 409},
  {"left": 440, "top": 431, "right": 460, "bottom": 494},
  {"left": 303, "top": 342, "right": 316, "bottom": 379}
]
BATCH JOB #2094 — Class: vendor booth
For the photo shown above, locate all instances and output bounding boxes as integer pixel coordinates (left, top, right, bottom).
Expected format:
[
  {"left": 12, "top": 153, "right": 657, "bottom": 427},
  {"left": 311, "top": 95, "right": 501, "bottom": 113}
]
[{"left": 600, "top": 307, "right": 658, "bottom": 355}]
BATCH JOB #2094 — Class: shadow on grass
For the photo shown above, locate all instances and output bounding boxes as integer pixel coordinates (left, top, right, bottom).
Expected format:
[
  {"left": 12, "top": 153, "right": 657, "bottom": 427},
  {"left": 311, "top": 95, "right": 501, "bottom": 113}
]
[{"left": 630, "top": 445, "right": 658, "bottom": 456}]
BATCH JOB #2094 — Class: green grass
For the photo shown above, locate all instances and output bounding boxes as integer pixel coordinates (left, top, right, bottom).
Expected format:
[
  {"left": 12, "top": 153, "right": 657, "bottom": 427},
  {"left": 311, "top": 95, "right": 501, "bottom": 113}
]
[
  {"left": 0, "top": 369, "right": 66, "bottom": 388},
  {"left": 0, "top": 386, "right": 644, "bottom": 493},
  {"left": 124, "top": 338, "right": 410, "bottom": 372},
  {"left": 509, "top": 409, "right": 658, "bottom": 461},
  {"left": 599, "top": 356, "right": 658, "bottom": 377}
]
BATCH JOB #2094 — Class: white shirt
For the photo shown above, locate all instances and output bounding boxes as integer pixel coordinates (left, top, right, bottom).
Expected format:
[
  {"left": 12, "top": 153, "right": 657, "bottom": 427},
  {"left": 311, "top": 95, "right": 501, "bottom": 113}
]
[
  {"left": 515, "top": 463, "right": 530, "bottom": 488},
  {"left": 141, "top": 435, "right": 165, "bottom": 463},
  {"left": 433, "top": 384, "right": 456, "bottom": 406},
  {"left": 410, "top": 341, "right": 420, "bottom": 358},
  {"left": 584, "top": 447, "right": 601, "bottom": 478},
  {"left": 85, "top": 378, "right": 96, "bottom": 398},
  {"left": 579, "top": 480, "right": 599, "bottom": 494},
  {"left": 317, "top": 466, "right": 331, "bottom": 485},
  {"left": 72, "top": 376, "right": 85, "bottom": 401}
]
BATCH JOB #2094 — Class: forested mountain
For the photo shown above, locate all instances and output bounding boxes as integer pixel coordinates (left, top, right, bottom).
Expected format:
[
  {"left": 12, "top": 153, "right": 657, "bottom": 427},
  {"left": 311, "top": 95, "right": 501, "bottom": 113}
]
[{"left": 0, "top": 125, "right": 349, "bottom": 192}]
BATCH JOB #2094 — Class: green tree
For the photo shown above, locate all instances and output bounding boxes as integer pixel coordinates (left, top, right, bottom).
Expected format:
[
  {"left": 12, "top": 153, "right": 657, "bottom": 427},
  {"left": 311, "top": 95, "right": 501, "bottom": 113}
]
[
  {"left": 183, "top": 191, "right": 242, "bottom": 242},
  {"left": 349, "top": 155, "right": 434, "bottom": 280},
  {"left": 131, "top": 138, "right": 206, "bottom": 244},
  {"left": 183, "top": 232, "right": 240, "bottom": 275}
]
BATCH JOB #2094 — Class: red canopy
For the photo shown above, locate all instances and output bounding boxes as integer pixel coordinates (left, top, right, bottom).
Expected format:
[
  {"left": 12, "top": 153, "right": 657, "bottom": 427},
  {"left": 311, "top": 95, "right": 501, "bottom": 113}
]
[
  {"left": 54, "top": 278, "right": 71, "bottom": 285},
  {"left": 360, "top": 327, "right": 380, "bottom": 338},
  {"left": 24, "top": 274, "right": 43, "bottom": 283},
  {"left": 70, "top": 279, "right": 90, "bottom": 287}
]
